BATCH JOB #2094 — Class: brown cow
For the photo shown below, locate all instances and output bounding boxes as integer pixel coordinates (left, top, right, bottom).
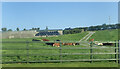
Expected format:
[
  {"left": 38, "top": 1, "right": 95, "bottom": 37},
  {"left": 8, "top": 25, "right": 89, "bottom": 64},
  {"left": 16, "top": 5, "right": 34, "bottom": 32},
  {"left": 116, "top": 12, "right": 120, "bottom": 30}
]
[
  {"left": 42, "top": 39, "right": 50, "bottom": 41},
  {"left": 62, "top": 43, "right": 76, "bottom": 46},
  {"left": 53, "top": 43, "right": 60, "bottom": 47},
  {"left": 52, "top": 42, "right": 78, "bottom": 47},
  {"left": 89, "top": 39, "right": 94, "bottom": 42}
]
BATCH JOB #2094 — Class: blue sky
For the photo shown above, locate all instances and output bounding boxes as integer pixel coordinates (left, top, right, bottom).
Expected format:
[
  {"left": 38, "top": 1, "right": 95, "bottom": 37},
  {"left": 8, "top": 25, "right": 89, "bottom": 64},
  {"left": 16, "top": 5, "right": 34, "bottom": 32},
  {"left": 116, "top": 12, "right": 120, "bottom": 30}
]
[{"left": 2, "top": 2, "right": 118, "bottom": 30}]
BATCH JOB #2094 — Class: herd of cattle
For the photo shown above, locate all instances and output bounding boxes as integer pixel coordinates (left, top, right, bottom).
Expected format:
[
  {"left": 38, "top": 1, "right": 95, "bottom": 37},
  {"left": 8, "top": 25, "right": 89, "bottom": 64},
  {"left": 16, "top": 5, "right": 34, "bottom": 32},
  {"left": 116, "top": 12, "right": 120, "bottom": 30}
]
[
  {"left": 94, "top": 42, "right": 114, "bottom": 46},
  {"left": 32, "top": 39, "right": 114, "bottom": 47},
  {"left": 32, "top": 39, "right": 80, "bottom": 47}
]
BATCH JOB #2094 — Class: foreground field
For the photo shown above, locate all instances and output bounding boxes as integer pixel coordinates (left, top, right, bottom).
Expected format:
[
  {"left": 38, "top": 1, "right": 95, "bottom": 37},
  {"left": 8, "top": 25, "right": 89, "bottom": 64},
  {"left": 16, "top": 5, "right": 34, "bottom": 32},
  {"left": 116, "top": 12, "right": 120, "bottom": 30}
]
[
  {"left": 2, "top": 62, "right": 118, "bottom": 67},
  {"left": 2, "top": 41, "right": 118, "bottom": 64},
  {"left": 2, "top": 32, "right": 90, "bottom": 63},
  {"left": 2, "top": 30, "right": 119, "bottom": 67}
]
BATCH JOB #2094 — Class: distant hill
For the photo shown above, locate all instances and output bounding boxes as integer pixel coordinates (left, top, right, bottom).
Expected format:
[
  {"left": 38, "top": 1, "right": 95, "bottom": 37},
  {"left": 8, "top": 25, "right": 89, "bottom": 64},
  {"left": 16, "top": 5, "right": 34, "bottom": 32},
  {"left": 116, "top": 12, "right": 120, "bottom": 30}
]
[
  {"left": 37, "top": 32, "right": 88, "bottom": 41},
  {"left": 2, "top": 29, "right": 118, "bottom": 42},
  {"left": 88, "top": 29, "right": 118, "bottom": 41},
  {"left": 2, "top": 32, "right": 88, "bottom": 42}
]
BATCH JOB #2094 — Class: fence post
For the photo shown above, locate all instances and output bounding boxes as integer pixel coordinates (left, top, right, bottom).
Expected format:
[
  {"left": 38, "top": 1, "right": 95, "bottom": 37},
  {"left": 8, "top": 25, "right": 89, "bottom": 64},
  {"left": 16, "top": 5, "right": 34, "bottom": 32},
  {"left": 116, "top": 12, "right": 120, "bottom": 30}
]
[
  {"left": 118, "top": 40, "right": 120, "bottom": 64},
  {"left": 115, "top": 40, "right": 117, "bottom": 62},
  {"left": 26, "top": 41, "right": 29, "bottom": 63},
  {"left": 90, "top": 41, "right": 93, "bottom": 63},
  {"left": 59, "top": 41, "right": 62, "bottom": 63}
]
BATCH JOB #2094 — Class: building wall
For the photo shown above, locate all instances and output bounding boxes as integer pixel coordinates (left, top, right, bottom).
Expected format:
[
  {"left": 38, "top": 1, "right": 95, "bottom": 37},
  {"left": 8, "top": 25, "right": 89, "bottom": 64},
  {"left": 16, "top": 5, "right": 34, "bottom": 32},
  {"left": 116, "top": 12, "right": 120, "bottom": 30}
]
[
  {"left": 58, "top": 30, "right": 63, "bottom": 35},
  {"left": 1, "top": 31, "right": 37, "bottom": 39},
  {"left": 1, "top": 30, "right": 63, "bottom": 39}
]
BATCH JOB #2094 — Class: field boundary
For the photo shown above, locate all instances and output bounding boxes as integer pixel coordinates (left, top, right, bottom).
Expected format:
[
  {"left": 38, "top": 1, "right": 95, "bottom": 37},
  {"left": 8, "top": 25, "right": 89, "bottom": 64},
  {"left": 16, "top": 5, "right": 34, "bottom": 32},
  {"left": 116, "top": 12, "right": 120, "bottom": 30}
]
[{"left": 2, "top": 40, "right": 120, "bottom": 64}]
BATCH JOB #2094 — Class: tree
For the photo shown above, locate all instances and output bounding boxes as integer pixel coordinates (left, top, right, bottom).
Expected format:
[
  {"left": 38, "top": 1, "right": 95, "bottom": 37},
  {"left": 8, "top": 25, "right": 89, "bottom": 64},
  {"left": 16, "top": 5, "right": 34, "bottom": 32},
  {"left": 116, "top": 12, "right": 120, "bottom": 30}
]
[
  {"left": 1, "top": 28, "right": 7, "bottom": 31},
  {"left": 8, "top": 29, "right": 12, "bottom": 31},
  {"left": 23, "top": 28, "right": 26, "bottom": 31},
  {"left": 102, "top": 23, "right": 107, "bottom": 30},
  {"left": 83, "top": 27, "right": 88, "bottom": 31},
  {"left": 37, "top": 28, "right": 40, "bottom": 30},
  {"left": 46, "top": 26, "right": 48, "bottom": 30},
  {"left": 16, "top": 27, "right": 19, "bottom": 31}
]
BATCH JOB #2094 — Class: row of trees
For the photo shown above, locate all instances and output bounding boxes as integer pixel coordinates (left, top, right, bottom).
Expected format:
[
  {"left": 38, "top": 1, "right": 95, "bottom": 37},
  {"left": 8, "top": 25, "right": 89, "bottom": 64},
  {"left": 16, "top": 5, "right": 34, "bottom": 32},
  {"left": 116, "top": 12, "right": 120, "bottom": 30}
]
[
  {"left": 1, "top": 23, "right": 120, "bottom": 34},
  {"left": 1, "top": 27, "right": 40, "bottom": 32},
  {"left": 63, "top": 23, "right": 120, "bottom": 34},
  {"left": 63, "top": 28, "right": 82, "bottom": 34}
]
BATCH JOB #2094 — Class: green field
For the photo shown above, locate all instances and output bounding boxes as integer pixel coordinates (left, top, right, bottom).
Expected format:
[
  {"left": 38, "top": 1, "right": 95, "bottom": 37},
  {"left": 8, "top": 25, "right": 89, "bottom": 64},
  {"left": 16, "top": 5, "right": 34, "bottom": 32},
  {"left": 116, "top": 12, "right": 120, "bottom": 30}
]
[
  {"left": 89, "top": 29, "right": 118, "bottom": 41},
  {"left": 2, "top": 32, "right": 88, "bottom": 41},
  {"left": 2, "top": 30, "right": 119, "bottom": 67},
  {"left": 2, "top": 62, "right": 118, "bottom": 67}
]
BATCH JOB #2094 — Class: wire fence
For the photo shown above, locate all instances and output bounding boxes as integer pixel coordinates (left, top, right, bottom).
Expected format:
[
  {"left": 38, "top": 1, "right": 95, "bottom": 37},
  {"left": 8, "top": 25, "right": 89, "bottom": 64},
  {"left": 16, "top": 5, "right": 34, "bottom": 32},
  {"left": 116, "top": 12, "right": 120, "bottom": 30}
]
[{"left": 2, "top": 40, "right": 120, "bottom": 64}]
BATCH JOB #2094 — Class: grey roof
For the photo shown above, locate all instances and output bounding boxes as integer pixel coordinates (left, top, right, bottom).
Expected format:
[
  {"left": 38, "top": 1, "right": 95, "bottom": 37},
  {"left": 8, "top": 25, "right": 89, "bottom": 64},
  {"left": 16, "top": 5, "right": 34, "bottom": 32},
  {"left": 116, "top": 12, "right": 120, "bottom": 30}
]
[{"left": 35, "top": 31, "right": 60, "bottom": 36}]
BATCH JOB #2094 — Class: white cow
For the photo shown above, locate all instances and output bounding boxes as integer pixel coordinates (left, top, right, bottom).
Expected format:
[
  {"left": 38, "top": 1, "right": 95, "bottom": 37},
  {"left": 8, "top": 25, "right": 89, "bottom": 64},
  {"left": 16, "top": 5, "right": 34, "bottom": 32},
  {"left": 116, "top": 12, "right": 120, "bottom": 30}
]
[{"left": 94, "top": 41, "right": 103, "bottom": 46}]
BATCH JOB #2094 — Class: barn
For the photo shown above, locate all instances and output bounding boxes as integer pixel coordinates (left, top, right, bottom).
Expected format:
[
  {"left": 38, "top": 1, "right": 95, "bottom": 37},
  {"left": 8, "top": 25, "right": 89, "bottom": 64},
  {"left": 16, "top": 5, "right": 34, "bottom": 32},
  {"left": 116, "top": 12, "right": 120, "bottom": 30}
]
[{"left": 35, "top": 27, "right": 63, "bottom": 37}]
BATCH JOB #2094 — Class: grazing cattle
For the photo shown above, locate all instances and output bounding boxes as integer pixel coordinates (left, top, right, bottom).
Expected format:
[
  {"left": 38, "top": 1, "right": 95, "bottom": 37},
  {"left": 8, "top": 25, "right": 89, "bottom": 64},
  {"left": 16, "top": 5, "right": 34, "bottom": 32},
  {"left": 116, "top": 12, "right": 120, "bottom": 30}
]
[
  {"left": 89, "top": 39, "right": 94, "bottom": 42},
  {"left": 102, "top": 43, "right": 114, "bottom": 46},
  {"left": 62, "top": 43, "right": 76, "bottom": 46},
  {"left": 42, "top": 39, "right": 50, "bottom": 41},
  {"left": 95, "top": 42, "right": 114, "bottom": 46},
  {"left": 97, "top": 43, "right": 103, "bottom": 46},
  {"left": 32, "top": 39, "right": 41, "bottom": 41},
  {"left": 45, "top": 41, "right": 79, "bottom": 47},
  {"left": 53, "top": 43, "right": 60, "bottom": 47},
  {"left": 56, "top": 40, "right": 60, "bottom": 41},
  {"left": 75, "top": 43, "right": 80, "bottom": 45},
  {"left": 45, "top": 43, "right": 54, "bottom": 46},
  {"left": 53, "top": 42, "right": 78, "bottom": 47},
  {"left": 94, "top": 41, "right": 103, "bottom": 46}
]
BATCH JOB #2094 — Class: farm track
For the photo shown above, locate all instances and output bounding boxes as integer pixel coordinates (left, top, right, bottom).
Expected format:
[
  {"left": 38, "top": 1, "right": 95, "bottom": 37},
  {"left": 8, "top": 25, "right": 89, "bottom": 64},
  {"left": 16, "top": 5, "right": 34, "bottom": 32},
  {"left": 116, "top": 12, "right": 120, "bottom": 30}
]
[
  {"left": 79, "top": 32, "right": 95, "bottom": 42},
  {"left": 79, "top": 32, "right": 95, "bottom": 46}
]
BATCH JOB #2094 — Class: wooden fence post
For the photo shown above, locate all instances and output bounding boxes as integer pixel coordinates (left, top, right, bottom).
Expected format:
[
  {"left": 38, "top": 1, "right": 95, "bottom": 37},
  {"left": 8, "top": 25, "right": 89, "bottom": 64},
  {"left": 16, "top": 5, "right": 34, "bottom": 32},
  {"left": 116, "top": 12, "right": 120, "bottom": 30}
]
[
  {"left": 115, "top": 40, "right": 117, "bottom": 62},
  {"left": 26, "top": 41, "right": 29, "bottom": 63},
  {"left": 90, "top": 41, "right": 93, "bottom": 63},
  {"left": 59, "top": 41, "right": 62, "bottom": 63},
  {"left": 118, "top": 40, "right": 120, "bottom": 64}
]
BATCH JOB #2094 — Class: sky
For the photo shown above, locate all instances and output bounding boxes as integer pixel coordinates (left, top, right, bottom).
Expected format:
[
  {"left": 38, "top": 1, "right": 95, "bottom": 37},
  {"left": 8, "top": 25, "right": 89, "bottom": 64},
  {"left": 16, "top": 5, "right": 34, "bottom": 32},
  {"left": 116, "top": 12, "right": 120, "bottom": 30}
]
[{"left": 2, "top": 2, "right": 118, "bottom": 30}]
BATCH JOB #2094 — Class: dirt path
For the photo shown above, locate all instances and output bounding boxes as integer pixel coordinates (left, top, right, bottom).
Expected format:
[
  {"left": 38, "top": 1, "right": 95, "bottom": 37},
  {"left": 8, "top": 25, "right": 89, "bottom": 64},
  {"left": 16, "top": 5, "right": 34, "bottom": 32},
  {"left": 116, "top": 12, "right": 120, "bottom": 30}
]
[
  {"left": 79, "top": 31, "right": 95, "bottom": 42},
  {"left": 79, "top": 31, "right": 95, "bottom": 46}
]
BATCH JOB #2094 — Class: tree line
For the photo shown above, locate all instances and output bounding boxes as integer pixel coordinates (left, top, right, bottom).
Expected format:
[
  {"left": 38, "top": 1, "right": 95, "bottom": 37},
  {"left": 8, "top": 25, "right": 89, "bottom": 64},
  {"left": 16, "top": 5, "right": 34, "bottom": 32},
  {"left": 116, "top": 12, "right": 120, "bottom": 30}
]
[
  {"left": 1, "top": 23, "right": 120, "bottom": 34},
  {"left": 1, "top": 27, "right": 40, "bottom": 32},
  {"left": 63, "top": 23, "right": 120, "bottom": 34}
]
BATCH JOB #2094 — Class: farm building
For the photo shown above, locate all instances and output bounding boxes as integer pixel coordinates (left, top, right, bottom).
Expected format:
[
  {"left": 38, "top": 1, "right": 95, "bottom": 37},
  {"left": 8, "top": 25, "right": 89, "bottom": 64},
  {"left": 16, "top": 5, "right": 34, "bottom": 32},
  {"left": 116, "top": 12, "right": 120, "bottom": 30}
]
[
  {"left": 35, "top": 28, "right": 63, "bottom": 37},
  {"left": 1, "top": 30, "right": 37, "bottom": 39},
  {"left": 35, "top": 26, "right": 63, "bottom": 37},
  {"left": 1, "top": 27, "right": 63, "bottom": 39}
]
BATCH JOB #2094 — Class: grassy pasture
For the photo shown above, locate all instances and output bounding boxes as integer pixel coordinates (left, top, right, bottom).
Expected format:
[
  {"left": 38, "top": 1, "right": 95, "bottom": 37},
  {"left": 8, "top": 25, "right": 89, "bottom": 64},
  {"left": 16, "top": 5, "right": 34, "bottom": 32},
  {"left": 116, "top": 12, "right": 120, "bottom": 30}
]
[
  {"left": 2, "top": 30, "right": 119, "bottom": 67},
  {"left": 2, "top": 62, "right": 118, "bottom": 67},
  {"left": 89, "top": 29, "right": 118, "bottom": 41},
  {"left": 2, "top": 32, "right": 88, "bottom": 42}
]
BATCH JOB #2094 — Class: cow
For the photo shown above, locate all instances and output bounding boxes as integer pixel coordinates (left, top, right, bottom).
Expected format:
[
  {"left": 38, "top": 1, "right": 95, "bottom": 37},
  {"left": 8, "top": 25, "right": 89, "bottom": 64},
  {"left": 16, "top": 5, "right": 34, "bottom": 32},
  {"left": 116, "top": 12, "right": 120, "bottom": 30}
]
[
  {"left": 95, "top": 42, "right": 114, "bottom": 46},
  {"left": 32, "top": 39, "right": 41, "bottom": 41},
  {"left": 42, "top": 39, "right": 50, "bottom": 41},
  {"left": 75, "top": 43, "right": 80, "bottom": 45},
  {"left": 45, "top": 42, "right": 79, "bottom": 47},
  {"left": 45, "top": 43, "right": 54, "bottom": 46},
  {"left": 56, "top": 40, "right": 61, "bottom": 41},
  {"left": 98, "top": 43, "right": 103, "bottom": 46},
  {"left": 102, "top": 43, "right": 114, "bottom": 46},
  {"left": 89, "top": 39, "right": 94, "bottom": 42},
  {"left": 94, "top": 41, "right": 103, "bottom": 46},
  {"left": 62, "top": 43, "right": 76, "bottom": 46},
  {"left": 53, "top": 43, "right": 60, "bottom": 47}
]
